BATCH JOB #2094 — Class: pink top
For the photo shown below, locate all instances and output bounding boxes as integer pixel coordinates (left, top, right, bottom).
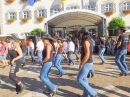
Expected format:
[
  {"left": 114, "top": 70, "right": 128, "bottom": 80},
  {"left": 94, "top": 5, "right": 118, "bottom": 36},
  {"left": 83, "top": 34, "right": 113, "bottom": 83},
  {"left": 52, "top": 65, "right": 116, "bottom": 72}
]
[
  {"left": 62, "top": 41, "right": 68, "bottom": 49},
  {"left": 0, "top": 42, "right": 8, "bottom": 55}
]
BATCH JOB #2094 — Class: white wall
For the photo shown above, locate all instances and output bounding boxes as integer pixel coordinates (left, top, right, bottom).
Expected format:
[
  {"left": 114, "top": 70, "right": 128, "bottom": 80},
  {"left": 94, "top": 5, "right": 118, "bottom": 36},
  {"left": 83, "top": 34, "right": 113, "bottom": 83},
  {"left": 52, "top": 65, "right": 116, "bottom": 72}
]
[{"left": 1, "top": 0, "right": 130, "bottom": 34}]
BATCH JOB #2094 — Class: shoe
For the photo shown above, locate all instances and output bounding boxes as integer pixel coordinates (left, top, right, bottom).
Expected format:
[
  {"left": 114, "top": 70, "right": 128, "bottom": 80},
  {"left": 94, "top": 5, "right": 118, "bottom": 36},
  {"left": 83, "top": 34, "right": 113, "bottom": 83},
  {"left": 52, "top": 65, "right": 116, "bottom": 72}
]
[
  {"left": 56, "top": 73, "right": 63, "bottom": 77},
  {"left": 100, "top": 62, "right": 105, "bottom": 65},
  {"left": 124, "top": 73, "right": 128, "bottom": 76},
  {"left": 49, "top": 87, "right": 58, "bottom": 97},
  {"left": 119, "top": 73, "right": 124, "bottom": 77},
  {"left": 22, "top": 63, "right": 26, "bottom": 67},
  {"left": 43, "top": 90, "right": 51, "bottom": 94},
  {"left": 16, "top": 83, "right": 26, "bottom": 94},
  {"left": 70, "top": 63, "right": 75, "bottom": 66}
]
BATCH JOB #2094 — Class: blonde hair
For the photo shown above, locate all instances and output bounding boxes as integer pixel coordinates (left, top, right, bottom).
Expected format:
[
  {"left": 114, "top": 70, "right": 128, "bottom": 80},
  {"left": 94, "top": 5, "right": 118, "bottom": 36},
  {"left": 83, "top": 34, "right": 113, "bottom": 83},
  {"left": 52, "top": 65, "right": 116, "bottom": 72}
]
[
  {"left": 57, "top": 40, "right": 62, "bottom": 43},
  {"left": 100, "top": 37, "right": 105, "bottom": 40}
]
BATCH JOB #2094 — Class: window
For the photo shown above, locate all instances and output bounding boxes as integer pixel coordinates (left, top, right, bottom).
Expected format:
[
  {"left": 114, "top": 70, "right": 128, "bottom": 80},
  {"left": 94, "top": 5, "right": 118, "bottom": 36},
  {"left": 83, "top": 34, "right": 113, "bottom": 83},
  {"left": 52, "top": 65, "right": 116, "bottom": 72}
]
[
  {"left": 54, "top": 8, "right": 61, "bottom": 14},
  {"left": 105, "top": 4, "right": 112, "bottom": 11},
  {"left": 88, "top": 5, "right": 95, "bottom": 11},
  {"left": 23, "top": 11, "right": 29, "bottom": 18},
  {"left": 10, "top": 13, "right": 15, "bottom": 19},
  {"left": 38, "top": 10, "right": 44, "bottom": 17},
  {"left": 124, "top": 2, "right": 130, "bottom": 10},
  {"left": 71, "top": 6, "right": 78, "bottom": 9}
]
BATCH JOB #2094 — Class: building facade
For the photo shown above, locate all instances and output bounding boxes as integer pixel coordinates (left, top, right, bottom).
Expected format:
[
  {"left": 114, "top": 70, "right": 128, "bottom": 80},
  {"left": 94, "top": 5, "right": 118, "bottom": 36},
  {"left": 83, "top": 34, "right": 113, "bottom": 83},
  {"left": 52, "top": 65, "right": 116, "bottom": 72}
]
[{"left": 0, "top": 0, "right": 130, "bottom": 35}]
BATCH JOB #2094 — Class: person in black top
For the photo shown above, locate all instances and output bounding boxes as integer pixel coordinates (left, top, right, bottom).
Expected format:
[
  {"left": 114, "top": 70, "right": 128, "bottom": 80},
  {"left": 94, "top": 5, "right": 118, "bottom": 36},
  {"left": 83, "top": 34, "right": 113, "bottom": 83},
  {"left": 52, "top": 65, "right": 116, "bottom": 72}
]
[
  {"left": 98, "top": 36, "right": 106, "bottom": 65},
  {"left": 20, "top": 39, "right": 27, "bottom": 67},
  {"left": 40, "top": 34, "right": 57, "bottom": 96},
  {"left": 7, "top": 37, "right": 26, "bottom": 94},
  {"left": 115, "top": 27, "right": 129, "bottom": 76},
  {"left": 77, "top": 33, "right": 97, "bottom": 97}
]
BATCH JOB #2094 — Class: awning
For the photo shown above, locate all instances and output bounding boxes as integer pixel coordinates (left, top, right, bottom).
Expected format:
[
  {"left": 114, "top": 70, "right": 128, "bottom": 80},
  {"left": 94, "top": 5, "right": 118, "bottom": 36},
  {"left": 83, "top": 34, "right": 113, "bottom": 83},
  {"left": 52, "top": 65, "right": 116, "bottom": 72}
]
[
  {"left": 46, "top": 9, "right": 106, "bottom": 27},
  {"left": 126, "top": 29, "right": 130, "bottom": 35}
]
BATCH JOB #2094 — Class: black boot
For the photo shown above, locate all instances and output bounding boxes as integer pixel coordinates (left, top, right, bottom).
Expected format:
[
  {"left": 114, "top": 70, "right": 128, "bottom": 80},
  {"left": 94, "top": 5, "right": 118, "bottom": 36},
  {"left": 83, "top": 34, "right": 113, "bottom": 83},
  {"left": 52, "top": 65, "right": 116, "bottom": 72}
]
[{"left": 16, "top": 83, "right": 26, "bottom": 94}]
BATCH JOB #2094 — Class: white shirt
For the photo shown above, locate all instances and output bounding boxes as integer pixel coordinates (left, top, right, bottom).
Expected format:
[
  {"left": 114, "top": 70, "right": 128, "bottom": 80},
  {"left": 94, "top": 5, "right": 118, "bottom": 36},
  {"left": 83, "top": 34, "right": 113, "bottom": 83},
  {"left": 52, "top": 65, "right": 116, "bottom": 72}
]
[
  {"left": 68, "top": 41, "right": 75, "bottom": 52},
  {"left": 54, "top": 42, "right": 58, "bottom": 48},
  {"left": 36, "top": 40, "right": 44, "bottom": 50},
  {"left": 30, "top": 41, "right": 34, "bottom": 49}
]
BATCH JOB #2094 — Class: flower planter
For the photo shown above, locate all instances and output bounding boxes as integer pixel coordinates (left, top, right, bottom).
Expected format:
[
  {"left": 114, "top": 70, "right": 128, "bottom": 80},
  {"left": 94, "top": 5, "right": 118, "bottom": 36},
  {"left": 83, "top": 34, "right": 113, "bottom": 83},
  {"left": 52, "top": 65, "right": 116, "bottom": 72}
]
[
  {"left": 6, "top": 0, "right": 14, "bottom": 3},
  {"left": 21, "top": 0, "right": 27, "bottom": 2},
  {"left": 8, "top": 19, "right": 15, "bottom": 23},
  {"left": 104, "top": 11, "right": 114, "bottom": 17},
  {"left": 22, "top": 18, "right": 29, "bottom": 23},
  {"left": 62, "top": 0, "right": 66, "bottom": 3},
  {"left": 123, "top": 10, "right": 130, "bottom": 15},
  {"left": 36, "top": 17, "right": 44, "bottom": 22}
]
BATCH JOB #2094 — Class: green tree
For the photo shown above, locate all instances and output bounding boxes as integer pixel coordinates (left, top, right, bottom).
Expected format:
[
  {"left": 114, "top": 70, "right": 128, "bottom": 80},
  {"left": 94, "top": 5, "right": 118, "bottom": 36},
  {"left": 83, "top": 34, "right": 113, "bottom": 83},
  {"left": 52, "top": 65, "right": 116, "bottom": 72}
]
[
  {"left": 31, "top": 28, "right": 43, "bottom": 35},
  {"left": 107, "top": 17, "right": 126, "bottom": 30}
]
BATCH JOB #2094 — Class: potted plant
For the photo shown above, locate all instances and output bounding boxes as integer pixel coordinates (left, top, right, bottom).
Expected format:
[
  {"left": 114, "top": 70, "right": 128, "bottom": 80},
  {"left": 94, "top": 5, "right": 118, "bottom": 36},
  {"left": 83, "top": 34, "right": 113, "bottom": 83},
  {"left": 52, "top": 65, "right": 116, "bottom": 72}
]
[
  {"left": 123, "top": 10, "right": 130, "bottom": 15},
  {"left": 21, "top": 0, "right": 27, "bottom": 2},
  {"left": 31, "top": 28, "right": 43, "bottom": 36},
  {"left": 6, "top": 0, "right": 14, "bottom": 3},
  {"left": 8, "top": 18, "right": 15, "bottom": 23},
  {"left": 107, "top": 17, "right": 126, "bottom": 36},
  {"left": 36, "top": 16, "right": 44, "bottom": 22},
  {"left": 104, "top": 10, "right": 114, "bottom": 17},
  {"left": 22, "top": 18, "right": 29, "bottom": 23}
]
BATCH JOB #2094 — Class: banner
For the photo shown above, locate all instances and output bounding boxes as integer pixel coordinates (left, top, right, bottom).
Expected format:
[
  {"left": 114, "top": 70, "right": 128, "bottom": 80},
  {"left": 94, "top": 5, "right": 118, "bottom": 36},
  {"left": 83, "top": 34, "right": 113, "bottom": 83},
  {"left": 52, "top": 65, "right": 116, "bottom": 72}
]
[{"left": 28, "top": 0, "right": 36, "bottom": 6}]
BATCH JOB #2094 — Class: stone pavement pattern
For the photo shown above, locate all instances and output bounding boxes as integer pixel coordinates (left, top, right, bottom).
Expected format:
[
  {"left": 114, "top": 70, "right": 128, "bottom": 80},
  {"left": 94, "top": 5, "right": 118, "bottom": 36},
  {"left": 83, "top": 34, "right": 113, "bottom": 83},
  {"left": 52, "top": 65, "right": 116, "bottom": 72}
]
[{"left": 0, "top": 55, "right": 130, "bottom": 97}]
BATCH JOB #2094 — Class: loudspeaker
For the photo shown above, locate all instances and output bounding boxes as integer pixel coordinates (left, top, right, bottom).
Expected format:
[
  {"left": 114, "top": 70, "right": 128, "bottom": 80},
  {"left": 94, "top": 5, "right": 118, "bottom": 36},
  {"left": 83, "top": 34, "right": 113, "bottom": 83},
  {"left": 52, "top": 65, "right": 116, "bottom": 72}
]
[{"left": 108, "top": 29, "right": 119, "bottom": 36}]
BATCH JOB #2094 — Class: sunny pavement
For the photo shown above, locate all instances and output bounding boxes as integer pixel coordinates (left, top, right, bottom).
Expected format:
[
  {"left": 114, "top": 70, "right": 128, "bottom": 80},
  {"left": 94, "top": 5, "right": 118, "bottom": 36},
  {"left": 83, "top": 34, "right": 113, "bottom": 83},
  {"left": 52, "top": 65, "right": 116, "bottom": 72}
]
[{"left": 0, "top": 54, "right": 130, "bottom": 97}]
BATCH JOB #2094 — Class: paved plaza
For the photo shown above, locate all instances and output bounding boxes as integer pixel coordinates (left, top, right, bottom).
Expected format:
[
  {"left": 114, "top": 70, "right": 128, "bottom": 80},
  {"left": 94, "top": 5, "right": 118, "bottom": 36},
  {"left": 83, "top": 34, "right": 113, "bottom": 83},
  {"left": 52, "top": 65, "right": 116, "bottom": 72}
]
[{"left": 0, "top": 54, "right": 130, "bottom": 97}]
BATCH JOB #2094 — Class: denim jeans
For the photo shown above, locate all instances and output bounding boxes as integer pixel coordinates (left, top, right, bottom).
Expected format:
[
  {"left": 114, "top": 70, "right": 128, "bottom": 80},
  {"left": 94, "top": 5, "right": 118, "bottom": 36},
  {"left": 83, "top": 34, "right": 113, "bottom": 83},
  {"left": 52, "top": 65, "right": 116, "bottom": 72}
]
[
  {"left": 54, "top": 54, "right": 65, "bottom": 75},
  {"left": 98, "top": 47, "right": 106, "bottom": 63},
  {"left": 74, "top": 48, "right": 79, "bottom": 59},
  {"left": 115, "top": 49, "right": 128, "bottom": 73},
  {"left": 30, "top": 49, "right": 35, "bottom": 60},
  {"left": 40, "top": 62, "right": 56, "bottom": 92},
  {"left": 107, "top": 46, "right": 111, "bottom": 54},
  {"left": 27, "top": 46, "right": 30, "bottom": 56},
  {"left": 77, "top": 62, "right": 97, "bottom": 97},
  {"left": 67, "top": 53, "right": 74, "bottom": 63},
  {"left": 21, "top": 53, "right": 26, "bottom": 63},
  {"left": 37, "top": 50, "right": 43, "bottom": 63},
  {"left": 110, "top": 46, "right": 115, "bottom": 55}
]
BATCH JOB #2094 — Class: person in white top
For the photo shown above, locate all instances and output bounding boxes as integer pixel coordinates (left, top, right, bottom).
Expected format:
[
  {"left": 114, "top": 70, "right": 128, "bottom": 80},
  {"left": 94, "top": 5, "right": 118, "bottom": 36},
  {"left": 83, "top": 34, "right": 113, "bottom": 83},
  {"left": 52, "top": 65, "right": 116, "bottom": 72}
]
[
  {"left": 29, "top": 39, "right": 36, "bottom": 62},
  {"left": 35, "top": 38, "right": 44, "bottom": 63},
  {"left": 67, "top": 38, "right": 75, "bottom": 65}
]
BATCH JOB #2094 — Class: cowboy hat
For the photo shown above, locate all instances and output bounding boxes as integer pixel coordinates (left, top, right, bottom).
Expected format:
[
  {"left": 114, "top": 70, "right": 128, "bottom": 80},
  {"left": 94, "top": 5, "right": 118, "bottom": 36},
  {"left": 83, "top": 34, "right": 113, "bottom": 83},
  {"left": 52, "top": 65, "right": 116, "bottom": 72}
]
[
  {"left": 57, "top": 37, "right": 62, "bottom": 40},
  {"left": 41, "top": 34, "right": 53, "bottom": 41},
  {"left": 6, "top": 34, "right": 21, "bottom": 42},
  {"left": 62, "top": 38, "right": 66, "bottom": 40}
]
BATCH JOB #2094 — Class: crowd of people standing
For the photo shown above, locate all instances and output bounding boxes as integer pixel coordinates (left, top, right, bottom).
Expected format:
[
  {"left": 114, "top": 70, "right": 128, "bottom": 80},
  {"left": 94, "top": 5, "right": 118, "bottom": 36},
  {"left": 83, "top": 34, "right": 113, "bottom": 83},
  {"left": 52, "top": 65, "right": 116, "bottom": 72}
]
[{"left": 0, "top": 27, "right": 129, "bottom": 97}]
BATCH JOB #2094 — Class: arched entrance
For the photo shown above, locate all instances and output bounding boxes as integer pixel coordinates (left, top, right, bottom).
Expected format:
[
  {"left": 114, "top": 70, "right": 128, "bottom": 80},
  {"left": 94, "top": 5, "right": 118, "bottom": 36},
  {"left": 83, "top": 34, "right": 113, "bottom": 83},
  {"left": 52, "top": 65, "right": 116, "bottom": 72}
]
[{"left": 44, "top": 9, "right": 106, "bottom": 37}]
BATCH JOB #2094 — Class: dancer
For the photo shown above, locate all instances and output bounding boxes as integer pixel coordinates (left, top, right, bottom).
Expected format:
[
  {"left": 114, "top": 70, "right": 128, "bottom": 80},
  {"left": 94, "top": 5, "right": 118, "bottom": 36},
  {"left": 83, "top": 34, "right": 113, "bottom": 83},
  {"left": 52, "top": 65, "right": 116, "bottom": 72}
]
[
  {"left": 77, "top": 33, "right": 97, "bottom": 97},
  {"left": 74, "top": 38, "right": 80, "bottom": 61},
  {"left": 62, "top": 39, "right": 68, "bottom": 60},
  {"left": 8, "top": 36, "right": 26, "bottom": 94},
  {"left": 40, "top": 34, "right": 57, "bottom": 96},
  {"left": 20, "top": 40, "right": 27, "bottom": 67},
  {"left": 54, "top": 38, "right": 65, "bottom": 77},
  {"left": 98, "top": 36, "right": 106, "bottom": 65},
  {"left": 115, "top": 27, "right": 129, "bottom": 76}
]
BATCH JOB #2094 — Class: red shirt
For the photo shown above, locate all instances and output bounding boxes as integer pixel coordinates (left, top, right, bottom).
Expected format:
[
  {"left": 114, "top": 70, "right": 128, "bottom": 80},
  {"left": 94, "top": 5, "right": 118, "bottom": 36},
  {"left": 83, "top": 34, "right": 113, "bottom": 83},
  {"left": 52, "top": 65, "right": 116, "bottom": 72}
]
[{"left": 26, "top": 41, "right": 30, "bottom": 46}]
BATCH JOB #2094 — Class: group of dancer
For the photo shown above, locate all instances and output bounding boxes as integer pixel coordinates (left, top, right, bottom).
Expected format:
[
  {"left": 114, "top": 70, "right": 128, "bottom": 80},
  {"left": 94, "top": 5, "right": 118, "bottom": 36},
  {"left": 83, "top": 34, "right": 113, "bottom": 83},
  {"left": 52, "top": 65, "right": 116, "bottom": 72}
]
[{"left": 0, "top": 26, "right": 129, "bottom": 97}]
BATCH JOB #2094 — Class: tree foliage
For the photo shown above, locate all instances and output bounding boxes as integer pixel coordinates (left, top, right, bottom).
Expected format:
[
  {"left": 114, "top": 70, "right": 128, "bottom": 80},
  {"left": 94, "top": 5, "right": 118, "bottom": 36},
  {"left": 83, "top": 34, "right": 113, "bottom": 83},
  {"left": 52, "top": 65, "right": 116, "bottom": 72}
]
[
  {"left": 31, "top": 28, "right": 43, "bottom": 35},
  {"left": 107, "top": 17, "right": 126, "bottom": 30}
]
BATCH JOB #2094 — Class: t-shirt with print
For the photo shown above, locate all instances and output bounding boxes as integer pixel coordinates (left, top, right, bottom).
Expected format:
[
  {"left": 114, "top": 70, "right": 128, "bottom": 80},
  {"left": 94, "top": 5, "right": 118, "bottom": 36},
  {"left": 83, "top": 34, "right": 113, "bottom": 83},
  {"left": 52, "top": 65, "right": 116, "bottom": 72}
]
[{"left": 117, "top": 34, "right": 129, "bottom": 50}]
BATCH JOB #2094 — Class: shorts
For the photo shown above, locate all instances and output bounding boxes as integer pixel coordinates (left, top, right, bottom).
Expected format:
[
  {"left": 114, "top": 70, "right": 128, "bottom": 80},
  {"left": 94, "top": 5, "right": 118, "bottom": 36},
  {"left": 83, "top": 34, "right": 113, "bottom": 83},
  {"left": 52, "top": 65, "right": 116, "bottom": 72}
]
[
  {"left": 0, "top": 55, "right": 7, "bottom": 60},
  {"left": 10, "top": 60, "right": 21, "bottom": 74},
  {"left": 63, "top": 49, "right": 68, "bottom": 53}
]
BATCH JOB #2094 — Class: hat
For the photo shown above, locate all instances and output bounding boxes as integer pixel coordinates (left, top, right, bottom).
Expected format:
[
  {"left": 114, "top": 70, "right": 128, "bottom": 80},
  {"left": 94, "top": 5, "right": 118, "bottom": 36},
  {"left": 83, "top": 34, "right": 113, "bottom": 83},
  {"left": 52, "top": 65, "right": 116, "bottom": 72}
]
[
  {"left": 67, "top": 38, "right": 72, "bottom": 41},
  {"left": 57, "top": 37, "right": 62, "bottom": 40},
  {"left": 62, "top": 38, "right": 66, "bottom": 41},
  {"left": 42, "top": 34, "right": 53, "bottom": 41},
  {"left": 6, "top": 34, "right": 21, "bottom": 42},
  {"left": 78, "top": 27, "right": 89, "bottom": 35}
]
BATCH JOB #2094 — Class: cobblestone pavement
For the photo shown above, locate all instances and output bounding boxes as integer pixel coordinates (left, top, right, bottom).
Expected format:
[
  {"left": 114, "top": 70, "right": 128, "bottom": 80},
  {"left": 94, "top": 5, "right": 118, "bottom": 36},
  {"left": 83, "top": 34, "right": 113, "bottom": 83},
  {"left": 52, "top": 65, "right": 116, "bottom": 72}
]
[{"left": 0, "top": 54, "right": 130, "bottom": 97}]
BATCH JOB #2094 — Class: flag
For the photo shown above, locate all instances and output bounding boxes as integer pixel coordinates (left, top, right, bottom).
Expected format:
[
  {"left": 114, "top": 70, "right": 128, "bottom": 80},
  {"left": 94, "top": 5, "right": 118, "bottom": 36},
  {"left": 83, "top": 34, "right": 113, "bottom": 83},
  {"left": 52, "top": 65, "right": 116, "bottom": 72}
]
[{"left": 28, "top": 0, "right": 36, "bottom": 6}]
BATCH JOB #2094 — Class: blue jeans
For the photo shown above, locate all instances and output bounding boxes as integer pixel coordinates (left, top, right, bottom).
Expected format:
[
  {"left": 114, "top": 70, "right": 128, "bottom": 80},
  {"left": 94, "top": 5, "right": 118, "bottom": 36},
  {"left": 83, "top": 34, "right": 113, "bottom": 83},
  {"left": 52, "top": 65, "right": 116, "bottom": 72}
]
[
  {"left": 77, "top": 63, "right": 97, "bottom": 97},
  {"left": 37, "top": 50, "right": 43, "bottom": 63},
  {"left": 115, "top": 49, "right": 128, "bottom": 73},
  {"left": 27, "top": 46, "right": 30, "bottom": 56},
  {"left": 67, "top": 52, "right": 74, "bottom": 63},
  {"left": 74, "top": 48, "right": 79, "bottom": 59},
  {"left": 40, "top": 62, "right": 56, "bottom": 92},
  {"left": 54, "top": 54, "right": 65, "bottom": 75},
  {"left": 98, "top": 47, "right": 106, "bottom": 63},
  {"left": 107, "top": 46, "right": 111, "bottom": 54},
  {"left": 21, "top": 53, "right": 26, "bottom": 63},
  {"left": 30, "top": 49, "right": 35, "bottom": 60}
]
